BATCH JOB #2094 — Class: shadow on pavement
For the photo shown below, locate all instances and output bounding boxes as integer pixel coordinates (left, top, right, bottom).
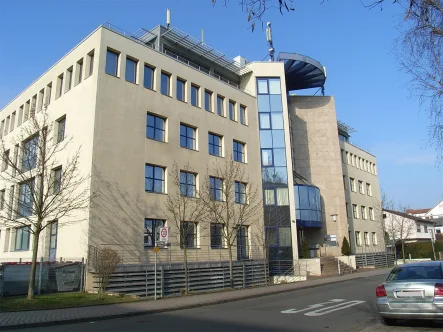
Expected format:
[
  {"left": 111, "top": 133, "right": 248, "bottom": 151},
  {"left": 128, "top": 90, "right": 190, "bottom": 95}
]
[{"left": 393, "top": 319, "right": 443, "bottom": 329}]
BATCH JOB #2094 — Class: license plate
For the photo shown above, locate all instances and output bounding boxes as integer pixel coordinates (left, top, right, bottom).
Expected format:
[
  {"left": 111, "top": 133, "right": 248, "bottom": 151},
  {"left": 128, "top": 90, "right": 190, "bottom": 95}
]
[{"left": 396, "top": 290, "right": 423, "bottom": 298}]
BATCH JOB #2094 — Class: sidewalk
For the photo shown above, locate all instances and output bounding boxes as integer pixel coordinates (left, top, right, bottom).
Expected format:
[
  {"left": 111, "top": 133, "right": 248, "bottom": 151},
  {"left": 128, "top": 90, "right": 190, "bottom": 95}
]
[{"left": 0, "top": 268, "right": 391, "bottom": 330}]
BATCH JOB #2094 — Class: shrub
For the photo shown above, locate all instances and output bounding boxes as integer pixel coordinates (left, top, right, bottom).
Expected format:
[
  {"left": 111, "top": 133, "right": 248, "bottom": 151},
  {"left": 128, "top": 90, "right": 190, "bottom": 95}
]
[
  {"left": 302, "top": 239, "right": 310, "bottom": 258},
  {"left": 341, "top": 237, "right": 351, "bottom": 256}
]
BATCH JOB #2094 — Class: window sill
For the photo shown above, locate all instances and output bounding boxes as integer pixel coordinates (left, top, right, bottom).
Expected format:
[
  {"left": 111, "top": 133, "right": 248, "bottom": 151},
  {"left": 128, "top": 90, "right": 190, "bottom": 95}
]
[
  {"left": 125, "top": 80, "right": 138, "bottom": 85},
  {"left": 180, "top": 146, "right": 199, "bottom": 152},
  {"left": 144, "top": 87, "right": 156, "bottom": 92},
  {"left": 105, "top": 73, "right": 120, "bottom": 79},
  {"left": 176, "top": 99, "right": 187, "bottom": 104},
  {"left": 146, "top": 137, "right": 167, "bottom": 144},
  {"left": 209, "top": 154, "right": 224, "bottom": 159},
  {"left": 161, "top": 93, "right": 172, "bottom": 98},
  {"left": 145, "top": 191, "right": 168, "bottom": 195}
]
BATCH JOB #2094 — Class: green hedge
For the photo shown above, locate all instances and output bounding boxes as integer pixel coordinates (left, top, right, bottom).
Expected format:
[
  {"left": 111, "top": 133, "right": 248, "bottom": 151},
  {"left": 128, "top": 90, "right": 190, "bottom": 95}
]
[{"left": 400, "top": 241, "right": 443, "bottom": 260}]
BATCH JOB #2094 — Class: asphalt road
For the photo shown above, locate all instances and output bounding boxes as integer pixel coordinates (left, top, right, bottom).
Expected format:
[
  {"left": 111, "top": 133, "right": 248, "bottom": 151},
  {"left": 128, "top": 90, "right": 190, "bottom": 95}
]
[{"left": 23, "top": 275, "right": 443, "bottom": 332}]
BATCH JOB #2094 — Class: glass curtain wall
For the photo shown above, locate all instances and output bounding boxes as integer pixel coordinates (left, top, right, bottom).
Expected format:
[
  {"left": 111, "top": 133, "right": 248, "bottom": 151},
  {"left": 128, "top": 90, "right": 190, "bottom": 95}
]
[{"left": 257, "top": 77, "right": 292, "bottom": 261}]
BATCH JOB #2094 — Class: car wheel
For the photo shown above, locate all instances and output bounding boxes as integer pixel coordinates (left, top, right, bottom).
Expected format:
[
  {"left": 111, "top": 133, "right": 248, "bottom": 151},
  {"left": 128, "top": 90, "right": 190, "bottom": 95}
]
[{"left": 381, "top": 317, "right": 397, "bottom": 326}]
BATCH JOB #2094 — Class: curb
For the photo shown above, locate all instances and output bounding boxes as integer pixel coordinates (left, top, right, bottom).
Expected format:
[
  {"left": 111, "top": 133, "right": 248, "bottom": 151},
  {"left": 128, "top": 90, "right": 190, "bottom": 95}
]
[{"left": 1, "top": 269, "right": 389, "bottom": 330}]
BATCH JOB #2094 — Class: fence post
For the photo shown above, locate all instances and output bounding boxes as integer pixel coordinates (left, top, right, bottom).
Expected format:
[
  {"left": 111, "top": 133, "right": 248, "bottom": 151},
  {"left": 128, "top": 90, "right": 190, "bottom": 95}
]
[
  {"left": 160, "top": 266, "right": 164, "bottom": 298},
  {"left": 337, "top": 259, "right": 341, "bottom": 276},
  {"left": 145, "top": 270, "right": 148, "bottom": 298},
  {"left": 154, "top": 250, "right": 157, "bottom": 300},
  {"left": 242, "top": 262, "right": 246, "bottom": 289},
  {"left": 364, "top": 254, "right": 368, "bottom": 267},
  {"left": 80, "top": 257, "right": 85, "bottom": 292},
  {"left": 385, "top": 252, "right": 388, "bottom": 268},
  {"left": 38, "top": 256, "right": 43, "bottom": 295}
]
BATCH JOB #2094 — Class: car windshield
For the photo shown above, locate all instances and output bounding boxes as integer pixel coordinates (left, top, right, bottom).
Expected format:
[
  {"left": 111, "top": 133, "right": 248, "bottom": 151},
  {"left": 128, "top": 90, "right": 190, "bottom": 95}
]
[{"left": 387, "top": 265, "right": 443, "bottom": 281}]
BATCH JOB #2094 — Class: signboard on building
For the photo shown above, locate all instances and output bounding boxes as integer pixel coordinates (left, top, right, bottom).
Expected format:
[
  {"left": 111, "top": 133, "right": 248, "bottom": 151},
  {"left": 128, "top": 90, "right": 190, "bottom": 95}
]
[{"left": 324, "top": 234, "right": 338, "bottom": 247}]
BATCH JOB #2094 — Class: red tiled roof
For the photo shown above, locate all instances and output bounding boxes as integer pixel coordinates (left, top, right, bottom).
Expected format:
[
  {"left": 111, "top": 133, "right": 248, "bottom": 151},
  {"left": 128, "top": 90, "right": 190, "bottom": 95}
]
[{"left": 406, "top": 208, "right": 431, "bottom": 214}]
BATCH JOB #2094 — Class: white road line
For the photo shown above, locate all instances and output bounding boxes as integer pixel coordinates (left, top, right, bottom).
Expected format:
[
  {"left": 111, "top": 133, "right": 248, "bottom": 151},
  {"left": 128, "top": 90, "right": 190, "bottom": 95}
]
[
  {"left": 281, "top": 299, "right": 346, "bottom": 314},
  {"left": 304, "top": 300, "right": 366, "bottom": 316}
]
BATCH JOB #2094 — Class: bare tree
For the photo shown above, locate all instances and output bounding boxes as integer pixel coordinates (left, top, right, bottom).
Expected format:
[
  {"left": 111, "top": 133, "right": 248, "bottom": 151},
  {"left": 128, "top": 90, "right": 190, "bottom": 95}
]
[
  {"left": 92, "top": 247, "right": 121, "bottom": 298},
  {"left": 212, "top": 0, "right": 295, "bottom": 30},
  {"left": 383, "top": 206, "right": 416, "bottom": 264},
  {"left": 163, "top": 162, "right": 208, "bottom": 294},
  {"left": 0, "top": 108, "right": 91, "bottom": 300},
  {"left": 200, "top": 155, "right": 262, "bottom": 288}
]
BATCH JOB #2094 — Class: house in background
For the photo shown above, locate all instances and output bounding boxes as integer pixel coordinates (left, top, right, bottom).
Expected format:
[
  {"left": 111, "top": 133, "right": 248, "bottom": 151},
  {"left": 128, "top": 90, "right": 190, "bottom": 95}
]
[{"left": 406, "top": 200, "right": 443, "bottom": 233}]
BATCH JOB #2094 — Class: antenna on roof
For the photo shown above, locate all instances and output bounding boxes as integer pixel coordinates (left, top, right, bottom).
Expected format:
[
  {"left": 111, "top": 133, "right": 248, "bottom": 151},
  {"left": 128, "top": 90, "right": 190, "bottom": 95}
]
[
  {"left": 266, "top": 22, "right": 275, "bottom": 62},
  {"left": 201, "top": 28, "right": 204, "bottom": 44},
  {"left": 166, "top": 9, "right": 171, "bottom": 29}
]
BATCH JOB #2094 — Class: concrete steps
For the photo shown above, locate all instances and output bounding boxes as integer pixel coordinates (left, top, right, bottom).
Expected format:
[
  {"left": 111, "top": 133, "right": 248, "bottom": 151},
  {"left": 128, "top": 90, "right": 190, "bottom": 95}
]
[{"left": 320, "top": 257, "right": 354, "bottom": 276}]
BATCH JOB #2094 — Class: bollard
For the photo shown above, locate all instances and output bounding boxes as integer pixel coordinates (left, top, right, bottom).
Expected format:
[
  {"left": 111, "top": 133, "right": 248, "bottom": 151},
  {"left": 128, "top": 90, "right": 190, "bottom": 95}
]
[{"left": 80, "top": 258, "right": 85, "bottom": 292}]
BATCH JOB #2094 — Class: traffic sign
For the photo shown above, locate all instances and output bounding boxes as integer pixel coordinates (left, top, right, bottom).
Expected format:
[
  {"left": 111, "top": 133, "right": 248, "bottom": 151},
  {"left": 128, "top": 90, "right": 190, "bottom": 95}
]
[
  {"left": 159, "top": 227, "right": 169, "bottom": 243},
  {"left": 153, "top": 246, "right": 160, "bottom": 253}
]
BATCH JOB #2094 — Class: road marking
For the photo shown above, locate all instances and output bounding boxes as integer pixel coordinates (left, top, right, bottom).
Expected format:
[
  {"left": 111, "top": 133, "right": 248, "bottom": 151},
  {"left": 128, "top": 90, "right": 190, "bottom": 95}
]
[
  {"left": 281, "top": 299, "right": 346, "bottom": 314},
  {"left": 304, "top": 300, "right": 366, "bottom": 316}
]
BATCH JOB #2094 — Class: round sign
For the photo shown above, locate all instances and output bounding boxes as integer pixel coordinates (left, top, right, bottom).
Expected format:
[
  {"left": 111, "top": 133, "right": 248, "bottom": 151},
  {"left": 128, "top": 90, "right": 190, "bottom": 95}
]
[{"left": 160, "top": 228, "right": 168, "bottom": 238}]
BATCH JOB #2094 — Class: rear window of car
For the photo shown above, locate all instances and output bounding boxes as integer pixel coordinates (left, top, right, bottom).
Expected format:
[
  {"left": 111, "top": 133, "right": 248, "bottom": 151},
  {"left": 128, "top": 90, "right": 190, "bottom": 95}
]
[{"left": 387, "top": 265, "right": 443, "bottom": 281}]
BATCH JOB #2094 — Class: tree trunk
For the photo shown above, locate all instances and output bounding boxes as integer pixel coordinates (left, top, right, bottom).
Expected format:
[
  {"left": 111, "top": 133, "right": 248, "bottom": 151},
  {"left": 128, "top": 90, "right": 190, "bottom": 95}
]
[
  {"left": 27, "top": 229, "right": 40, "bottom": 300},
  {"left": 228, "top": 244, "right": 233, "bottom": 289},
  {"left": 183, "top": 247, "right": 188, "bottom": 294},
  {"left": 402, "top": 240, "right": 406, "bottom": 264}
]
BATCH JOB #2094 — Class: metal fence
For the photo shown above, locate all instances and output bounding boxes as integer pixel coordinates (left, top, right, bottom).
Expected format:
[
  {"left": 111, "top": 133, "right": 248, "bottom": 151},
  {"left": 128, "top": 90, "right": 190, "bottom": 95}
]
[
  {"left": 0, "top": 257, "right": 85, "bottom": 296},
  {"left": 355, "top": 251, "right": 395, "bottom": 268}
]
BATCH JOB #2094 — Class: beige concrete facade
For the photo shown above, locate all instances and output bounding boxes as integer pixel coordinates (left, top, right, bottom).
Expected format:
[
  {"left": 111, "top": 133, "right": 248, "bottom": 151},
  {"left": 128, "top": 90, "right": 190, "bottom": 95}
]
[
  {"left": 340, "top": 140, "right": 384, "bottom": 253},
  {"left": 288, "top": 96, "right": 348, "bottom": 256},
  {"left": 0, "top": 25, "right": 265, "bottom": 265}
]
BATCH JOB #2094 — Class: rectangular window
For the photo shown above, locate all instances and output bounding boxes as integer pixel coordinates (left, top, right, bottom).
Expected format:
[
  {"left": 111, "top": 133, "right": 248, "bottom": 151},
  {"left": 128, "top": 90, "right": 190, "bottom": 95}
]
[
  {"left": 424, "top": 225, "right": 428, "bottom": 233},
  {"left": 233, "top": 141, "right": 245, "bottom": 163},
  {"left": 264, "top": 189, "right": 275, "bottom": 205},
  {"left": 22, "top": 136, "right": 39, "bottom": 171},
  {"left": 235, "top": 181, "right": 246, "bottom": 204},
  {"left": 209, "top": 176, "right": 223, "bottom": 201},
  {"left": 125, "top": 57, "right": 137, "bottom": 83},
  {"left": 261, "top": 149, "right": 273, "bottom": 166},
  {"left": 88, "top": 50, "right": 94, "bottom": 77},
  {"left": 366, "top": 183, "right": 372, "bottom": 196},
  {"left": 18, "top": 179, "right": 34, "bottom": 217},
  {"left": 217, "top": 95, "right": 224, "bottom": 116},
  {"left": 57, "top": 74, "right": 64, "bottom": 98},
  {"left": 8, "top": 185, "right": 14, "bottom": 218},
  {"left": 143, "top": 64, "right": 155, "bottom": 90},
  {"left": 161, "top": 72, "right": 171, "bottom": 96},
  {"left": 350, "top": 178, "right": 356, "bottom": 192},
  {"left": 15, "top": 226, "right": 30, "bottom": 251},
  {"left": 369, "top": 207, "right": 374, "bottom": 221},
  {"left": 180, "top": 171, "right": 196, "bottom": 197},
  {"left": 229, "top": 100, "right": 236, "bottom": 121},
  {"left": 144, "top": 219, "right": 165, "bottom": 247},
  {"left": 66, "top": 67, "right": 73, "bottom": 91},
  {"left": 106, "top": 49, "right": 119, "bottom": 76},
  {"left": 2, "top": 150, "right": 9, "bottom": 171},
  {"left": 57, "top": 117, "right": 66, "bottom": 143},
  {"left": 240, "top": 105, "right": 246, "bottom": 125},
  {"left": 0, "top": 189, "right": 5, "bottom": 209},
  {"left": 4, "top": 116, "right": 10, "bottom": 136},
  {"left": 4, "top": 228, "right": 10, "bottom": 252},
  {"left": 358, "top": 181, "right": 364, "bottom": 194},
  {"left": 38, "top": 89, "right": 44, "bottom": 112},
  {"left": 204, "top": 90, "right": 212, "bottom": 112},
  {"left": 208, "top": 133, "right": 222, "bottom": 157},
  {"left": 146, "top": 114, "right": 165, "bottom": 142},
  {"left": 372, "top": 232, "right": 378, "bottom": 246},
  {"left": 276, "top": 188, "right": 289, "bottom": 206},
  {"left": 191, "top": 84, "right": 199, "bottom": 107},
  {"left": 343, "top": 175, "right": 346, "bottom": 189},
  {"left": 76, "top": 59, "right": 83, "bottom": 85},
  {"left": 24, "top": 101, "right": 30, "bottom": 122},
  {"left": 352, "top": 204, "right": 359, "bottom": 219},
  {"left": 46, "top": 83, "right": 52, "bottom": 106},
  {"left": 237, "top": 226, "right": 249, "bottom": 260},
  {"left": 341, "top": 149, "right": 345, "bottom": 163},
  {"left": 10, "top": 112, "right": 16, "bottom": 132},
  {"left": 346, "top": 202, "right": 350, "bottom": 218},
  {"left": 180, "top": 124, "right": 196, "bottom": 150},
  {"left": 176, "top": 78, "right": 186, "bottom": 101},
  {"left": 361, "top": 206, "right": 367, "bottom": 220},
  {"left": 210, "top": 223, "right": 224, "bottom": 249},
  {"left": 53, "top": 167, "right": 62, "bottom": 194},
  {"left": 49, "top": 221, "right": 58, "bottom": 249},
  {"left": 180, "top": 222, "right": 197, "bottom": 248},
  {"left": 145, "top": 164, "right": 165, "bottom": 193},
  {"left": 417, "top": 225, "right": 421, "bottom": 233},
  {"left": 355, "top": 231, "right": 361, "bottom": 247},
  {"left": 364, "top": 232, "right": 370, "bottom": 246}
]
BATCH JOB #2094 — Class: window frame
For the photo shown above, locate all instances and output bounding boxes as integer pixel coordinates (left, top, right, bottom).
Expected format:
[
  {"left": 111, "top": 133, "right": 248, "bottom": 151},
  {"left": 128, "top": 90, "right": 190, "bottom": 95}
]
[
  {"left": 361, "top": 206, "right": 367, "bottom": 220},
  {"left": 364, "top": 232, "right": 370, "bottom": 246},
  {"left": 53, "top": 167, "right": 62, "bottom": 194},
  {"left": 209, "top": 176, "right": 224, "bottom": 201},
  {"left": 146, "top": 113, "right": 166, "bottom": 142},
  {"left": 180, "top": 221, "right": 198, "bottom": 249},
  {"left": 145, "top": 164, "right": 166, "bottom": 194},
  {"left": 176, "top": 77, "right": 186, "bottom": 102},
  {"left": 228, "top": 100, "right": 236, "bottom": 121},
  {"left": 144, "top": 219, "right": 165, "bottom": 248},
  {"left": 161, "top": 71, "right": 171, "bottom": 96},
  {"left": 355, "top": 231, "right": 361, "bottom": 247},
  {"left": 180, "top": 171, "right": 197, "bottom": 197},
  {"left": 14, "top": 226, "right": 31, "bottom": 251},
  {"left": 22, "top": 135, "right": 39, "bottom": 171},
  {"left": 352, "top": 204, "right": 359, "bottom": 219},
  {"left": 350, "top": 178, "right": 356, "bottom": 192},
  {"left": 358, "top": 180, "right": 364, "bottom": 194},
  {"left": 204, "top": 90, "right": 213, "bottom": 112},
  {"left": 18, "top": 179, "right": 35, "bottom": 218},
  {"left": 210, "top": 223, "right": 224, "bottom": 249},
  {"left": 191, "top": 84, "right": 200, "bottom": 107},
  {"left": 56, "top": 117, "right": 66, "bottom": 143},
  {"left": 366, "top": 183, "right": 372, "bottom": 196},
  {"left": 208, "top": 133, "right": 222, "bottom": 157},
  {"left": 105, "top": 49, "right": 119, "bottom": 77},
  {"left": 180, "top": 124, "right": 197, "bottom": 150},
  {"left": 233, "top": 140, "right": 245, "bottom": 163},
  {"left": 235, "top": 181, "right": 247, "bottom": 204},
  {"left": 217, "top": 95, "right": 224, "bottom": 117},
  {"left": 143, "top": 64, "right": 155, "bottom": 90},
  {"left": 125, "top": 56, "right": 138, "bottom": 83},
  {"left": 239, "top": 105, "right": 246, "bottom": 125}
]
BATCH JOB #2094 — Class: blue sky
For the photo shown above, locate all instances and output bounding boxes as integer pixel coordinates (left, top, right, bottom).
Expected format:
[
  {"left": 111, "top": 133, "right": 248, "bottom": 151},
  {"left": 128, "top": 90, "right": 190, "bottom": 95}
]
[{"left": 0, "top": 0, "right": 442, "bottom": 208}]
